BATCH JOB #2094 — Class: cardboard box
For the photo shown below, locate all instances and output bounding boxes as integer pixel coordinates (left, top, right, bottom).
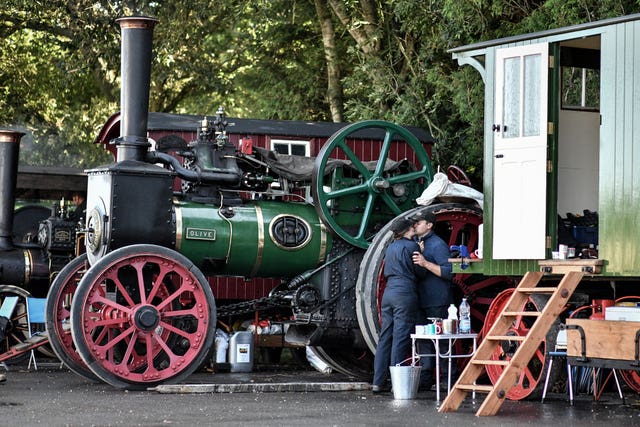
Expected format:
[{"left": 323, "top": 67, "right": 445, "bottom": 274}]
[{"left": 605, "top": 306, "right": 640, "bottom": 321}]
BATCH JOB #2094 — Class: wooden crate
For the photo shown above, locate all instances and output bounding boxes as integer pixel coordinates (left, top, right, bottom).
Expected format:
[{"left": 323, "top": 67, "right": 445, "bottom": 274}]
[{"left": 566, "top": 318, "right": 640, "bottom": 361}]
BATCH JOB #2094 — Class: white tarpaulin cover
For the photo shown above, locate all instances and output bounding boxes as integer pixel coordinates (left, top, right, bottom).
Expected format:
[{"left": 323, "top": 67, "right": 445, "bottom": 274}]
[{"left": 416, "top": 172, "right": 483, "bottom": 208}]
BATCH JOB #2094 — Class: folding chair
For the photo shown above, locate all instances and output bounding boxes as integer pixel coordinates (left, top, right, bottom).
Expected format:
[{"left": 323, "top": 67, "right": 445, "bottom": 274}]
[
  {"left": 0, "top": 296, "right": 19, "bottom": 372},
  {"left": 25, "top": 297, "right": 47, "bottom": 370},
  {"left": 542, "top": 328, "right": 573, "bottom": 403}
]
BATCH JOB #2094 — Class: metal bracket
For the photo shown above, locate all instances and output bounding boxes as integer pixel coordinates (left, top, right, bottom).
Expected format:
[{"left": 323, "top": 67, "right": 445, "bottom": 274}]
[
  {"left": 631, "top": 329, "right": 640, "bottom": 368},
  {"left": 563, "top": 323, "right": 589, "bottom": 362}
]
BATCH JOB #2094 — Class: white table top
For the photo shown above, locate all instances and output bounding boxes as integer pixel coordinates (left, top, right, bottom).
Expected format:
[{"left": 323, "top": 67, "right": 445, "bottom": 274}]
[{"left": 411, "top": 333, "right": 478, "bottom": 339}]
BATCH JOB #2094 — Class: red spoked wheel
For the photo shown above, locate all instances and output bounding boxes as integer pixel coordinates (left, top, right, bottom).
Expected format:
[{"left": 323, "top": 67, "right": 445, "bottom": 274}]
[
  {"left": 446, "top": 165, "right": 472, "bottom": 187},
  {"left": 70, "top": 244, "right": 216, "bottom": 389},
  {"left": 483, "top": 288, "right": 561, "bottom": 400},
  {"left": 0, "top": 285, "right": 32, "bottom": 364},
  {"left": 45, "top": 254, "right": 99, "bottom": 381},
  {"left": 620, "top": 370, "right": 640, "bottom": 393}
]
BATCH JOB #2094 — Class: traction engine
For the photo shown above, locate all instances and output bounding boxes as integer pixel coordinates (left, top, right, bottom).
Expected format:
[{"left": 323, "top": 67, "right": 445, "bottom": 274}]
[{"left": 31, "top": 16, "right": 489, "bottom": 389}]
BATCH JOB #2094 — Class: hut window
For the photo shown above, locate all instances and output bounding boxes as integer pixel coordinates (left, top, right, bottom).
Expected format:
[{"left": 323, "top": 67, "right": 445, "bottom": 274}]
[
  {"left": 271, "top": 139, "right": 310, "bottom": 156},
  {"left": 560, "top": 46, "right": 600, "bottom": 111}
]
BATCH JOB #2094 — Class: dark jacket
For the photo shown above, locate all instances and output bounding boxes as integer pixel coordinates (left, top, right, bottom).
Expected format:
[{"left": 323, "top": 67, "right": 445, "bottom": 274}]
[{"left": 416, "top": 230, "right": 453, "bottom": 308}]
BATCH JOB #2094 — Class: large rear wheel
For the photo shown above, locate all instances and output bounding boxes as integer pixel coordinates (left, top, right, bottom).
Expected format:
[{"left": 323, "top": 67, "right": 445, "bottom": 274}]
[{"left": 70, "top": 244, "right": 216, "bottom": 389}]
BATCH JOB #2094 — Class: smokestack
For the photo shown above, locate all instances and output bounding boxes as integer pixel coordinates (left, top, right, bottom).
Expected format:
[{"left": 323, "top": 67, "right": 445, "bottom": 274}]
[
  {"left": 114, "top": 16, "right": 158, "bottom": 162},
  {"left": 0, "top": 129, "right": 23, "bottom": 250}
]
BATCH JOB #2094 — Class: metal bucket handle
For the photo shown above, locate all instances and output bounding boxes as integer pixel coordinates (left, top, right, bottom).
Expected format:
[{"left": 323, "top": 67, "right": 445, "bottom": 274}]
[{"left": 395, "top": 356, "right": 419, "bottom": 367}]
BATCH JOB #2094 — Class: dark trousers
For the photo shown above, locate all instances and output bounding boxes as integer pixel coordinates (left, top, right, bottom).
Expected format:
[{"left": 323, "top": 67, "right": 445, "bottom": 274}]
[
  {"left": 372, "top": 288, "right": 417, "bottom": 386},
  {"left": 416, "top": 305, "right": 457, "bottom": 386}
]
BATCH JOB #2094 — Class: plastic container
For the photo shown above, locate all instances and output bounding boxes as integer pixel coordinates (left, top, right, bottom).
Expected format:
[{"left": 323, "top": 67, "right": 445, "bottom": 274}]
[
  {"left": 228, "top": 331, "right": 254, "bottom": 373},
  {"left": 459, "top": 297, "right": 471, "bottom": 334},
  {"left": 389, "top": 365, "right": 421, "bottom": 399},
  {"left": 572, "top": 225, "right": 598, "bottom": 245},
  {"left": 214, "top": 329, "right": 229, "bottom": 363},
  {"left": 447, "top": 304, "right": 458, "bottom": 321}
]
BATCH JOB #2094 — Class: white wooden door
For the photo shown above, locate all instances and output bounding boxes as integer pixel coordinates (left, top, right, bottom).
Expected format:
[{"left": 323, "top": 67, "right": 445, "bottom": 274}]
[{"left": 493, "top": 43, "right": 548, "bottom": 259}]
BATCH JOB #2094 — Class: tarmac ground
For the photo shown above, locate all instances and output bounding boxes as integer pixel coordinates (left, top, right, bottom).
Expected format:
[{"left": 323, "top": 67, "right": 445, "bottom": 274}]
[{"left": 1, "top": 357, "right": 639, "bottom": 426}]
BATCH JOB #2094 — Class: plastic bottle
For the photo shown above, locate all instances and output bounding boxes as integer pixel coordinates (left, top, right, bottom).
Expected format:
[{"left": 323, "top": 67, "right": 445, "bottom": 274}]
[
  {"left": 447, "top": 304, "right": 458, "bottom": 334},
  {"left": 447, "top": 304, "right": 458, "bottom": 320},
  {"left": 459, "top": 297, "right": 471, "bottom": 334}
]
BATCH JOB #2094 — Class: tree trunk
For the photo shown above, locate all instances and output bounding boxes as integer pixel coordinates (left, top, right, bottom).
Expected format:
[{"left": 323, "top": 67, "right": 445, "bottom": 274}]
[
  {"left": 327, "top": 0, "right": 379, "bottom": 55},
  {"left": 314, "top": 0, "right": 344, "bottom": 122}
]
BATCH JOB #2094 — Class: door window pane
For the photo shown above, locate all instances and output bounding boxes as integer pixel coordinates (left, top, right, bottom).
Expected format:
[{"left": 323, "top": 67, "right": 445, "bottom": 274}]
[
  {"left": 503, "top": 57, "right": 520, "bottom": 138},
  {"left": 523, "top": 54, "right": 541, "bottom": 136}
]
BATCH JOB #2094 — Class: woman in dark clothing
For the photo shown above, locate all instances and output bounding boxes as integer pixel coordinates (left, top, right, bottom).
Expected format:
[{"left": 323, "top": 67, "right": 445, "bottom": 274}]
[{"left": 371, "top": 217, "right": 422, "bottom": 393}]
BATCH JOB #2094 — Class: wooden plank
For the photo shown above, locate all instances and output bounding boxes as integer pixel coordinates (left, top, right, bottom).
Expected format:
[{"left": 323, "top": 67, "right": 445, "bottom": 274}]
[
  {"left": 538, "top": 259, "right": 603, "bottom": 274},
  {"left": 538, "top": 259, "right": 603, "bottom": 267},
  {"left": 471, "top": 360, "right": 510, "bottom": 366},
  {"left": 501, "top": 311, "right": 542, "bottom": 317},
  {"left": 566, "top": 318, "right": 640, "bottom": 361},
  {"left": 456, "top": 384, "right": 493, "bottom": 392},
  {"left": 485, "top": 335, "right": 525, "bottom": 341},
  {"left": 518, "top": 287, "right": 559, "bottom": 293}
]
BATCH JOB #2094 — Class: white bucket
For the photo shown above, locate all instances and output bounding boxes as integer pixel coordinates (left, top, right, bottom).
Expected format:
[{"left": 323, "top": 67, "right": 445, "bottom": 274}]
[{"left": 389, "top": 365, "right": 421, "bottom": 399}]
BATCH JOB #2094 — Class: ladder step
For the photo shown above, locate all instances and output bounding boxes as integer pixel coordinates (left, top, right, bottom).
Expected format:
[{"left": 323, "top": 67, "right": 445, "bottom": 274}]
[
  {"left": 471, "top": 359, "right": 510, "bottom": 366},
  {"left": 486, "top": 335, "right": 526, "bottom": 341},
  {"left": 501, "top": 311, "right": 542, "bottom": 317},
  {"left": 456, "top": 384, "right": 494, "bottom": 392},
  {"left": 517, "top": 287, "right": 558, "bottom": 293}
]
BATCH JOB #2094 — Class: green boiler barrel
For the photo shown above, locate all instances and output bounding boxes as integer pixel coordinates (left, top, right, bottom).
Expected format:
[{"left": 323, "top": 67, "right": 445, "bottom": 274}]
[{"left": 175, "top": 200, "right": 332, "bottom": 277}]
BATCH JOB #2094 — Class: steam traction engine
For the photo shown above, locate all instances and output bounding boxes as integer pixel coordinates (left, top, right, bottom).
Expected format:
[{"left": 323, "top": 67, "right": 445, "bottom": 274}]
[{"left": 40, "top": 16, "right": 487, "bottom": 389}]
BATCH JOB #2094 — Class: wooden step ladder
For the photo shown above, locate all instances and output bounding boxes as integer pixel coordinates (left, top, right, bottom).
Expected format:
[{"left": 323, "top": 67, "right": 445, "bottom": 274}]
[{"left": 439, "top": 270, "right": 584, "bottom": 416}]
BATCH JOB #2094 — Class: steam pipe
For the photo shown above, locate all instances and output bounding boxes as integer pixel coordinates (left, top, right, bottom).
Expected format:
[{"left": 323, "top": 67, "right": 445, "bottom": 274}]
[
  {"left": 146, "top": 151, "right": 241, "bottom": 185},
  {"left": 114, "top": 16, "right": 158, "bottom": 162},
  {"left": 0, "top": 129, "right": 24, "bottom": 250}
]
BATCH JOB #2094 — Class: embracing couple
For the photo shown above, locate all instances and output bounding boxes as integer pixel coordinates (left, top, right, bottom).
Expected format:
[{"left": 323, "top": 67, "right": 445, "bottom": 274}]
[{"left": 371, "top": 210, "right": 454, "bottom": 393}]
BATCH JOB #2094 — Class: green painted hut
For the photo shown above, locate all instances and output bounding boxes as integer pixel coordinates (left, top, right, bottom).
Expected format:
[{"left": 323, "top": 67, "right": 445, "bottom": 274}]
[{"left": 451, "top": 14, "right": 640, "bottom": 277}]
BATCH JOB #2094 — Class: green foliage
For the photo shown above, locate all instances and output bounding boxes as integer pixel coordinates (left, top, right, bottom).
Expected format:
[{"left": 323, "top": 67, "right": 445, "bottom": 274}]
[{"left": 2, "top": 0, "right": 640, "bottom": 189}]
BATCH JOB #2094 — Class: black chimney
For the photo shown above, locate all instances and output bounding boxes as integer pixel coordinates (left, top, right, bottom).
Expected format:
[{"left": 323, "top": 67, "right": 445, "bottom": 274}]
[
  {"left": 114, "top": 16, "right": 158, "bottom": 162},
  {"left": 0, "top": 129, "right": 24, "bottom": 251}
]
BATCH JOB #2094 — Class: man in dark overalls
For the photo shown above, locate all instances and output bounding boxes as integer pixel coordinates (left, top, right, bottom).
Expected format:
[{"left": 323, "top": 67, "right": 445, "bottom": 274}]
[{"left": 410, "top": 211, "right": 454, "bottom": 390}]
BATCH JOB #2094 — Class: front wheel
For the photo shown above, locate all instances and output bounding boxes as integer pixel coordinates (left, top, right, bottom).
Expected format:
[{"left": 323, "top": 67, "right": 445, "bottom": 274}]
[{"left": 70, "top": 244, "right": 216, "bottom": 389}]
